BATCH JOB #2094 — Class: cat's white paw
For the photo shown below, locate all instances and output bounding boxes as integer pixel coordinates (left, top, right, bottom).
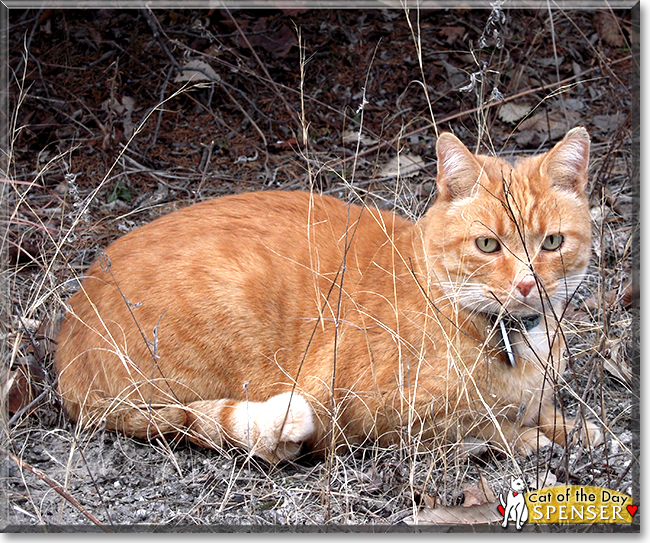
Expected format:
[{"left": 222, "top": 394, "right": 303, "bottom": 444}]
[
  {"left": 233, "top": 392, "right": 314, "bottom": 463},
  {"left": 515, "top": 427, "right": 553, "bottom": 456},
  {"left": 571, "top": 418, "right": 603, "bottom": 448}
]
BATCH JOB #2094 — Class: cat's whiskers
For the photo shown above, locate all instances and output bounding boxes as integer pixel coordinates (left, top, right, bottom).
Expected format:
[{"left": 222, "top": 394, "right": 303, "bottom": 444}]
[{"left": 437, "top": 280, "right": 501, "bottom": 315}]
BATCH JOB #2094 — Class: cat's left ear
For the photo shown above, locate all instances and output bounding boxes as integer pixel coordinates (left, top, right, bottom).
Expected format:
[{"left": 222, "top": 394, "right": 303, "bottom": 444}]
[{"left": 541, "top": 127, "right": 590, "bottom": 193}]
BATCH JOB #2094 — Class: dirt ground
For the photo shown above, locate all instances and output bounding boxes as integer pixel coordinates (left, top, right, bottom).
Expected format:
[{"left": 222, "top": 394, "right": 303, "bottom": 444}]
[{"left": 1, "top": 6, "right": 639, "bottom": 531}]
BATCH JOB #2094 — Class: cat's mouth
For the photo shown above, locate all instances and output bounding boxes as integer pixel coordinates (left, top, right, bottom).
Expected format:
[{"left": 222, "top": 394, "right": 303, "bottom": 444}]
[
  {"left": 500, "top": 313, "right": 542, "bottom": 331},
  {"left": 486, "top": 311, "right": 542, "bottom": 331},
  {"left": 487, "top": 312, "right": 542, "bottom": 368}
]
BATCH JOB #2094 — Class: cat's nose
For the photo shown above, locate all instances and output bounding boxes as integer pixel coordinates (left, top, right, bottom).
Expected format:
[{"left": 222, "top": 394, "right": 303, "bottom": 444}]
[{"left": 516, "top": 276, "right": 536, "bottom": 297}]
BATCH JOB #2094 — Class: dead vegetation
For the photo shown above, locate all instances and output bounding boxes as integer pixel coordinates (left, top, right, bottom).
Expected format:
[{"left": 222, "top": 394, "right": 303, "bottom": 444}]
[{"left": 1, "top": 6, "right": 639, "bottom": 531}]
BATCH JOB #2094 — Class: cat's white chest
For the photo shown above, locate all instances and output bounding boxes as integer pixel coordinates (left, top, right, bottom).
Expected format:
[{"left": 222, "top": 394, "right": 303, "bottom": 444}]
[{"left": 513, "top": 324, "right": 553, "bottom": 364}]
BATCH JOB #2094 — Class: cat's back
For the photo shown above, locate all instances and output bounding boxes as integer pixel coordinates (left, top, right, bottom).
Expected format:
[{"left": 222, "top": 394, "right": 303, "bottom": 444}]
[
  {"left": 55, "top": 190, "right": 417, "bottom": 411},
  {"left": 69, "top": 190, "right": 383, "bottom": 322},
  {"left": 66, "top": 190, "right": 417, "bottom": 323},
  {"left": 101, "top": 190, "right": 409, "bottom": 263},
  {"left": 103, "top": 190, "right": 347, "bottom": 257},
  {"left": 64, "top": 190, "right": 416, "bottom": 333}
]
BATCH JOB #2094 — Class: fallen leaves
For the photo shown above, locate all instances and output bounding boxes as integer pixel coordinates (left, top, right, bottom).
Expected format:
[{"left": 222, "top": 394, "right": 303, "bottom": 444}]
[
  {"left": 515, "top": 110, "right": 582, "bottom": 146},
  {"left": 404, "top": 501, "right": 502, "bottom": 526},
  {"left": 463, "top": 475, "right": 498, "bottom": 506},
  {"left": 245, "top": 24, "right": 297, "bottom": 58},
  {"left": 378, "top": 153, "right": 425, "bottom": 179},
  {"left": 439, "top": 26, "right": 466, "bottom": 45},
  {"left": 592, "top": 113, "right": 628, "bottom": 134},
  {"left": 3, "top": 358, "right": 46, "bottom": 417},
  {"left": 100, "top": 94, "right": 136, "bottom": 148},
  {"left": 603, "top": 342, "right": 634, "bottom": 385},
  {"left": 405, "top": 475, "right": 501, "bottom": 526},
  {"left": 498, "top": 102, "right": 532, "bottom": 124},
  {"left": 174, "top": 59, "right": 220, "bottom": 83},
  {"left": 2, "top": 316, "right": 57, "bottom": 421},
  {"left": 342, "top": 129, "right": 378, "bottom": 146},
  {"left": 595, "top": 11, "right": 627, "bottom": 48}
]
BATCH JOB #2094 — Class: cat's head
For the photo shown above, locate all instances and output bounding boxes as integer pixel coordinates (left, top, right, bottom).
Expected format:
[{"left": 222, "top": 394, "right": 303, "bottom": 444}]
[
  {"left": 423, "top": 128, "right": 591, "bottom": 319},
  {"left": 510, "top": 476, "right": 527, "bottom": 492}
]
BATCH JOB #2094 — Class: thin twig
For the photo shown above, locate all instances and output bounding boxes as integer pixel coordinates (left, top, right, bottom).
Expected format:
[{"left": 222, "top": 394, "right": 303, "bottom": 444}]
[
  {"left": 14, "top": 8, "right": 43, "bottom": 77},
  {"left": 2, "top": 448, "right": 110, "bottom": 530},
  {"left": 141, "top": 9, "right": 182, "bottom": 73},
  {"left": 223, "top": 7, "right": 299, "bottom": 129},
  {"left": 326, "top": 54, "right": 632, "bottom": 170}
]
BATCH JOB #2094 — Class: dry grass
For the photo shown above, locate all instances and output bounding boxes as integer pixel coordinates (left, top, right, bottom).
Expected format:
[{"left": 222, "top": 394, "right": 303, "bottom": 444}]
[{"left": 1, "top": 6, "right": 638, "bottom": 531}]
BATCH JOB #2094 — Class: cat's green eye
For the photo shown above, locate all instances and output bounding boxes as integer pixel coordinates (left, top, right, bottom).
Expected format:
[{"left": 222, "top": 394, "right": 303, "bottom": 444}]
[
  {"left": 542, "top": 234, "right": 564, "bottom": 251},
  {"left": 476, "top": 237, "right": 501, "bottom": 254}
]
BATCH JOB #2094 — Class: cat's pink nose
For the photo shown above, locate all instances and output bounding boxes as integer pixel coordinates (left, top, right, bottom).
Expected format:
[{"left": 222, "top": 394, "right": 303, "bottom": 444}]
[{"left": 516, "top": 276, "right": 536, "bottom": 297}]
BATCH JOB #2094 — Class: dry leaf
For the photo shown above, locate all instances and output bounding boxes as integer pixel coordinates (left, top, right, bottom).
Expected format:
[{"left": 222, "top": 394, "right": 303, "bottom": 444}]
[
  {"left": 592, "top": 113, "right": 626, "bottom": 133},
  {"left": 120, "top": 96, "right": 135, "bottom": 139},
  {"left": 439, "top": 26, "right": 465, "bottom": 45},
  {"left": 595, "top": 12, "right": 626, "bottom": 48},
  {"left": 515, "top": 111, "right": 582, "bottom": 146},
  {"left": 8, "top": 240, "right": 39, "bottom": 267},
  {"left": 462, "top": 475, "right": 497, "bottom": 507},
  {"left": 342, "top": 129, "right": 377, "bottom": 146},
  {"left": 498, "top": 103, "right": 531, "bottom": 124},
  {"left": 604, "top": 360, "right": 632, "bottom": 385},
  {"left": 603, "top": 342, "right": 633, "bottom": 385},
  {"left": 5, "top": 358, "right": 46, "bottom": 416},
  {"left": 420, "top": 493, "right": 438, "bottom": 509},
  {"left": 6, "top": 368, "right": 33, "bottom": 414},
  {"left": 536, "top": 471, "right": 558, "bottom": 489},
  {"left": 378, "top": 153, "right": 424, "bottom": 178},
  {"left": 535, "top": 56, "right": 564, "bottom": 67},
  {"left": 404, "top": 501, "right": 502, "bottom": 525},
  {"left": 174, "top": 59, "right": 220, "bottom": 83},
  {"left": 563, "top": 98, "right": 585, "bottom": 112},
  {"left": 622, "top": 283, "right": 637, "bottom": 308},
  {"left": 101, "top": 95, "right": 136, "bottom": 139},
  {"left": 517, "top": 110, "right": 581, "bottom": 136},
  {"left": 12, "top": 316, "right": 41, "bottom": 333},
  {"left": 246, "top": 24, "right": 297, "bottom": 58}
]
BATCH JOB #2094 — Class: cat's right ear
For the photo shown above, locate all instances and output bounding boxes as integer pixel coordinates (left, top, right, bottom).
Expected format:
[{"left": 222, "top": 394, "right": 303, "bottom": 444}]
[
  {"left": 435, "top": 133, "right": 484, "bottom": 201},
  {"left": 541, "top": 127, "right": 590, "bottom": 193}
]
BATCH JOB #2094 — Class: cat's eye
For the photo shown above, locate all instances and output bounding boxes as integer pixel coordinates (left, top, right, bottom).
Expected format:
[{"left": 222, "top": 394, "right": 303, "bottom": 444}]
[
  {"left": 542, "top": 234, "right": 564, "bottom": 251},
  {"left": 475, "top": 237, "right": 501, "bottom": 254}
]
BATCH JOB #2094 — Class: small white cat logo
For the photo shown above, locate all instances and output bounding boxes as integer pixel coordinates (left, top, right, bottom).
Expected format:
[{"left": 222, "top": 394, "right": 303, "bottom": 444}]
[{"left": 498, "top": 476, "right": 529, "bottom": 530}]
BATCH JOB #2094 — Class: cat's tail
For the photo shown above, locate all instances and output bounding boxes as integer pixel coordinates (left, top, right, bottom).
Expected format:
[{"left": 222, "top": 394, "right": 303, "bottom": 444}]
[{"left": 65, "top": 392, "right": 315, "bottom": 464}]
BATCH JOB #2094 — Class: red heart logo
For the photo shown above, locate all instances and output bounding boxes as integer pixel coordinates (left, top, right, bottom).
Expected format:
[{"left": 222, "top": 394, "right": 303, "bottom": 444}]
[
  {"left": 513, "top": 492, "right": 518, "bottom": 496},
  {"left": 627, "top": 505, "right": 637, "bottom": 517},
  {"left": 498, "top": 505, "right": 505, "bottom": 516}
]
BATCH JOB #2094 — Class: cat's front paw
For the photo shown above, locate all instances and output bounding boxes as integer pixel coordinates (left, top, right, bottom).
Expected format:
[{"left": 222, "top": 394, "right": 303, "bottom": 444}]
[
  {"left": 515, "top": 427, "right": 553, "bottom": 457},
  {"left": 569, "top": 417, "right": 603, "bottom": 448},
  {"left": 543, "top": 416, "right": 603, "bottom": 450}
]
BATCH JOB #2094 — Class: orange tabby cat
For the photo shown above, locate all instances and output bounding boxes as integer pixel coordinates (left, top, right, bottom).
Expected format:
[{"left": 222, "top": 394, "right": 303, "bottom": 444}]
[{"left": 55, "top": 127, "right": 601, "bottom": 463}]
